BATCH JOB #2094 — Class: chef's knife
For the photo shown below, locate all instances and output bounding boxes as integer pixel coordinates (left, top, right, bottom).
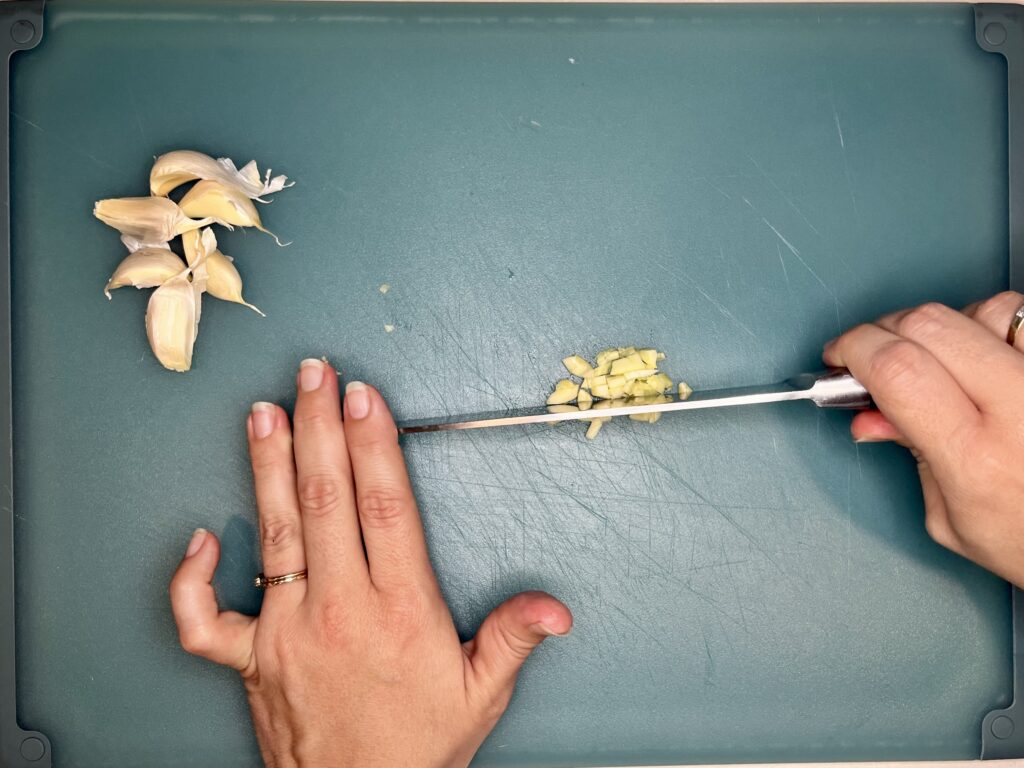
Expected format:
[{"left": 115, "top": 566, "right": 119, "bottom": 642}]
[{"left": 397, "top": 369, "right": 870, "bottom": 434}]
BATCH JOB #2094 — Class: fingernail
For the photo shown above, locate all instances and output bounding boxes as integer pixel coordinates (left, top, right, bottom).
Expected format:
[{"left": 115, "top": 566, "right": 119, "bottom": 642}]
[
  {"left": 251, "top": 402, "right": 275, "bottom": 439},
  {"left": 823, "top": 337, "right": 837, "bottom": 352},
  {"left": 532, "top": 622, "right": 571, "bottom": 637},
  {"left": 299, "top": 359, "right": 325, "bottom": 392},
  {"left": 854, "top": 436, "right": 888, "bottom": 444},
  {"left": 186, "top": 528, "right": 208, "bottom": 558},
  {"left": 345, "top": 381, "right": 370, "bottom": 419}
]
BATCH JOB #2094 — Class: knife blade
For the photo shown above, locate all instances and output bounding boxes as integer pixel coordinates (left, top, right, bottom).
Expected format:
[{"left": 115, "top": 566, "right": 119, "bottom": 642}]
[{"left": 397, "top": 369, "right": 870, "bottom": 434}]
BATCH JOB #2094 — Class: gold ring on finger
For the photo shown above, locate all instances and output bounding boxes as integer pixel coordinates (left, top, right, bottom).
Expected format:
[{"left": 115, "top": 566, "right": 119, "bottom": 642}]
[
  {"left": 254, "top": 569, "right": 308, "bottom": 589},
  {"left": 1008, "top": 302, "right": 1024, "bottom": 346}
]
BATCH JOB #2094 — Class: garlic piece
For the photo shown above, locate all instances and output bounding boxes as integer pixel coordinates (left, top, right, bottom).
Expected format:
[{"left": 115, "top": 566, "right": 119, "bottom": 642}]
[
  {"left": 546, "top": 379, "right": 580, "bottom": 405},
  {"left": 180, "top": 229, "right": 203, "bottom": 269},
  {"left": 182, "top": 227, "right": 262, "bottom": 314},
  {"left": 577, "top": 388, "right": 593, "bottom": 410},
  {"left": 207, "top": 251, "right": 265, "bottom": 316},
  {"left": 104, "top": 248, "right": 185, "bottom": 299},
  {"left": 180, "top": 227, "right": 217, "bottom": 270},
  {"left": 94, "top": 196, "right": 215, "bottom": 243},
  {"left": 179, "top": 180, "right": 289, "bottom": 245},
  {"left": 150, "top": 150, "right": 292, "bottom": 199},
  {"left": 145, "top": 271, "right": 201, "bottom": 372},
  {"left": 562, "top": 355, "right": 594, "bottom": 377}
]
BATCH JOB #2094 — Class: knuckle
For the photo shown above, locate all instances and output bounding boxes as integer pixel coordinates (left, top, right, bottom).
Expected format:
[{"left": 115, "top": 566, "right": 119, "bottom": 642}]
[
  {"left": 358, "top": 489, "right": 408, "bottom": 529},
  {"left": 966, "top": 442, "right": 1004, "bottom": 488},
  {"left": 293, "top": 410, "right": 331, "bottom": 433},
  {"left": 976, "top": 291, "right": 1023, "bottom": 327},
  {"left": 351, "top": 430, "right": 399, "bottom": 458},
  {"left": 250, "top": 446, "right": 287, "bottom": 474},
  {"left": 381, "top": 592, "right": 426, "bottom": 634},
  {"left": 867, "top": 340, "right": 927, "bottom": 390},
  {"left": 315, "top": 598, "right": 351, "bottom": 642},
  {"left": 833, "top": 324, "right": 872, "bottom": 358},
  {"left": 298, "top": 473, "right": 342, "bottom": 516},
  {"left": 178, "top": 626, "right": 210, "bottom": 656},
  {"left": 261, "top": 517, "right": 300, "bottom": 551},
  {"left": 896, "top": 303, "right": 949, "bottom": 340}
]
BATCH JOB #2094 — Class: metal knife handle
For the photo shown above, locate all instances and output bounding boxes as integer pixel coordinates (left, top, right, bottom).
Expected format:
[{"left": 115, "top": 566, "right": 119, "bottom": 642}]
[{"left": 789, "top": 369, "right": 872, "bottom": 409}]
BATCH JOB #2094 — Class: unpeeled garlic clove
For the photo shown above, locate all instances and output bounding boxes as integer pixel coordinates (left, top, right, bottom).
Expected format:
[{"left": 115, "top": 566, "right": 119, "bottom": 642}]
[
  {"left": 150, "top": 150, "right": 292, "bottom": 199},
  {"left": 179, "top": 180, "right": 289, "bottom": 245},
  {"left": 182, "top": 227, "right": 264, "bottom": 316},
  {"left": 94, "top": 196, "right": 215, "bottom": 243},
  {"left": 104, "top": 248, "right": 186, "bottom": 299},
  {"left": 207, "top": 250, "right": 265, "bottom": 316},
  {"left": 145, "top": 271, "right": 201, "bottom": 372}
]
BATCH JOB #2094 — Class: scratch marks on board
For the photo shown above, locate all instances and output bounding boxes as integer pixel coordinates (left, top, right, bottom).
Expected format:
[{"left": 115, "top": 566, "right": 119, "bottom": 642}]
[
  {"left": 746, "top": 155, "right": 821, "bottom": 236},
  {"left": 827, "top": 81, "right": 862, "bottom": 227},
  {"left": 12, "top": 112, "right": 121, "bottom": 173},
  {"left": 832, "top": 104, "right": 845, "bottom": 149},
  {"left": 742, "top": 197, "right": 828, "bottom": 291},
  {"left": 651, "top": 259, "right": 758, "bottom": 340}
]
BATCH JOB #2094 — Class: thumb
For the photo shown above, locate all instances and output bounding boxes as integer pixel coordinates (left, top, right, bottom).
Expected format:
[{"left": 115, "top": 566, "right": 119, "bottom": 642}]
[
  {"left": 464, "top": 591, "right": 572, "bottom": 712},
  {"left": 169, "top": 529, "right": 257, "bottom": 674}
]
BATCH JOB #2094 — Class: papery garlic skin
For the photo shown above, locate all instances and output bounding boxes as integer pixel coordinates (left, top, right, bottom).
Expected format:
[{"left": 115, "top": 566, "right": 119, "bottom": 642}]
[
  {"left": 150, "top": 150, "right": 291, "bottom": 199},
  {"left": 105, "top": 248, "right": 186, "bottom": 299},
  {"left": 179, "top": 181, "right": 288, "bottom": 246},
  {"left": 94, "top": 196, "right": 214, "bottom": 242},
  {"left": 182, "top": 227, "right": 263, "bottom": 315}
]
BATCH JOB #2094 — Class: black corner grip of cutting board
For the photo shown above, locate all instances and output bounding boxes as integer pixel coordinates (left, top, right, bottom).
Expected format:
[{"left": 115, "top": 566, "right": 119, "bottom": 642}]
[
  {"left": 975, "top": 4, "right": 1024, "bottom": 761},
  {"left": 0, "top": 3, "right": 49, "bottom": 768}
]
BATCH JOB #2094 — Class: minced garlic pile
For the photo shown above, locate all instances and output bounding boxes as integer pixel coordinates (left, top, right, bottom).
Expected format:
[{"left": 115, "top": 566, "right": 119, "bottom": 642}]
[{"left": 547, "top": 347, "right": 691, "bottom": 439}]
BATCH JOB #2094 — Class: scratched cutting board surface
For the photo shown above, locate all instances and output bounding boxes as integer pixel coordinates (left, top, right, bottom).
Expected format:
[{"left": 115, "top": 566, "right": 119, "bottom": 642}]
[{"left": 9, "top": 2, "right": 1014, "bottom": 766}]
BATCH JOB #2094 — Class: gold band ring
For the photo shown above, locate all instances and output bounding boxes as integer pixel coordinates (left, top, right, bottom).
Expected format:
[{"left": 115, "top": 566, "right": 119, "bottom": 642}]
[
  {"left": 1008, "top": 302, "right": 1024, "bottom": 347},
  {"left": 254, "top": 569, "right": 308, "bottom": 589}
]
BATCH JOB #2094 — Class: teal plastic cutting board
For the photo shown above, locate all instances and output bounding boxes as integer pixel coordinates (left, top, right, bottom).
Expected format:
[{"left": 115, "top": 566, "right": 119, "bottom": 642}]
[{"left": 7, "top": 2, "right": 1017, "bottom": 766}]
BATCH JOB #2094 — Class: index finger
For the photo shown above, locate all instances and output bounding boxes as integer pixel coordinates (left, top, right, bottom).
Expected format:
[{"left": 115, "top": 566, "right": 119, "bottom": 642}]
[{"left": 824, "top": 323, "right": 980, "bottom": 454}]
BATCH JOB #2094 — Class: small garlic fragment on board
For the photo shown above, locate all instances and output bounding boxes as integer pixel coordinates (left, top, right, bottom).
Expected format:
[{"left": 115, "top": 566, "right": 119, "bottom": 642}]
[
  {"left": 94, "top": 196, "right": 215, "bottom": 242},
  {"left": 145, "top": 270, "right": 200, "bottom": 372},
  {"left": 384, "top": 324, "right": 395, "bottom": 333},
  {"left": 179, "top": 180, "right": 289, "bottom": 246},
  {"left": 546, "top": 379, "right": 580, "bottom": 405},
  {"left": 104, "top": 248, "right": 186, "bottom": 299},
  {"left": 150, "top": 150, "right": 292, "bottom": 199},
  {"left": 379, "top": 283, "right": 390, "bottom": 294}
]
